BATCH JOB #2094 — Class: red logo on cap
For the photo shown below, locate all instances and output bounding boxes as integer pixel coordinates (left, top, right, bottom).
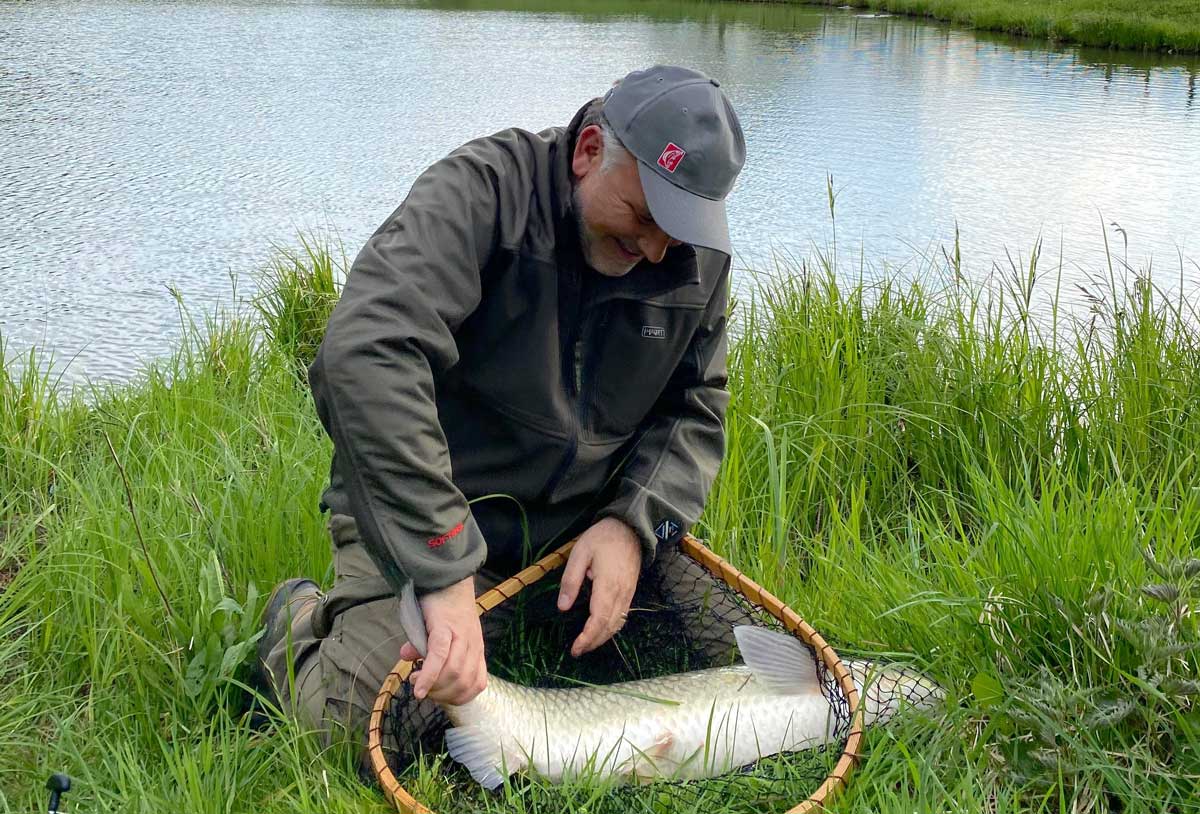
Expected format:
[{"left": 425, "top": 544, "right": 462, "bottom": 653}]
[{"left": 657, "top": 143, "right": 686, "bottom": 173}]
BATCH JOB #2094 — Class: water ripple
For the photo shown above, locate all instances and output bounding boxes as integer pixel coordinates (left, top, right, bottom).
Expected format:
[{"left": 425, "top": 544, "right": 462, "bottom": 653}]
[{"left": 1, "top": 0, "right": 1197, "bottom": 386}]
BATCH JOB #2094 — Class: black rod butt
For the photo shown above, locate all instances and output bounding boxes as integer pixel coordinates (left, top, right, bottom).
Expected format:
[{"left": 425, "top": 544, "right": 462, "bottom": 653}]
[{"left": 46, "top": 773, "right": 71, "bottom": 813}]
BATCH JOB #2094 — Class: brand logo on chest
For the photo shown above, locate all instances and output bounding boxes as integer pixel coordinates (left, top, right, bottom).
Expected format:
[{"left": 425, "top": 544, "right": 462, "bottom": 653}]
[{"left": 641, "top": 326, "right": 666, "bottom": 339}]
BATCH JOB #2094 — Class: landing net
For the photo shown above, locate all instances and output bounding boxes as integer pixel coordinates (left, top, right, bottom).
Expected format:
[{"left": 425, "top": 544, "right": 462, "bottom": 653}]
[{"left": 370, "top": 537, "right": 867, "bottom": 813}]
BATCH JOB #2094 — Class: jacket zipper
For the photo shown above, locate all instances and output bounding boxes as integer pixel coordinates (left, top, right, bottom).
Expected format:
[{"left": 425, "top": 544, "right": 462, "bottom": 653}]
[
  {"left": 540, "top": 312, "right": 589, "bottom": 501},
  {"left": 541, "top": 305, "right": 608, "bottom": 502},
  {"left": 576, "top": 308, "right": 609, "bottom": 431},
  {"left": 573, "top": 335, "right": 584, "bottom": 394}
]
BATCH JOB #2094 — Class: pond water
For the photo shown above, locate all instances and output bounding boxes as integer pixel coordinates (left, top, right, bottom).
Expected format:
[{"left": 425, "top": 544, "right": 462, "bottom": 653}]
[{"left": 1, "top": 0, "right": 1198, "bottom": 384}]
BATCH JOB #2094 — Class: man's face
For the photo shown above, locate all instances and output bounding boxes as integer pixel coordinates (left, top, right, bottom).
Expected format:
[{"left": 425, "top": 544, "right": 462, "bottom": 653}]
[{"left": 572, "top": 125, "right": 682, "bottom": 278}]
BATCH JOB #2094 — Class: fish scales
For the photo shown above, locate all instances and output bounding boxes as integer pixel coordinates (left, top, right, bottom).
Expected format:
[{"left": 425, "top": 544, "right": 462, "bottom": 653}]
[
  {"left": 448, "top": 665, "right": 832, "bottom": 783},
  {"left": 439, "top": 625, "right": 944, "bottom": 788}
]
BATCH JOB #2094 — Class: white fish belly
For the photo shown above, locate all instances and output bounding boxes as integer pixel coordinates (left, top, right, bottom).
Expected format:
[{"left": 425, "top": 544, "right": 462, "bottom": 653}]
[{"left": 654, "top": 692, "right": 834, "bottom": 779}]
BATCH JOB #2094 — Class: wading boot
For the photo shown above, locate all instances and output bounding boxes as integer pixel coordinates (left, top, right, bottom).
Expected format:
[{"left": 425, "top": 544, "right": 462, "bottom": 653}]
[{"left": 249, "top": 577, "right": 321, "bottom": 727}]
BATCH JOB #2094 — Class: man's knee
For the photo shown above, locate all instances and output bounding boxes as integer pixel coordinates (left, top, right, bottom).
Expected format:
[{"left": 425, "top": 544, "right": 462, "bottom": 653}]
[{"left": 260, "top": 592, "right": 410, "bottom": 744}]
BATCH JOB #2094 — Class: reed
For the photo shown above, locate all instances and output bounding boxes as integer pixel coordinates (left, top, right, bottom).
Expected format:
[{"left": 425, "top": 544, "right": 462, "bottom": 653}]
[
  {"left": 806, "top": 0, "right": 1200, "bottom": 52},
  {"left": 1, "top": 233, "right": 1197, "bottom": 811}
]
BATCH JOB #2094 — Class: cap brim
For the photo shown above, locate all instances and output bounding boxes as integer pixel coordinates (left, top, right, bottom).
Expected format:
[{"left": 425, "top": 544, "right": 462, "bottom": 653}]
[{"left": 637, "top": 161, "right": 732, "bottom": 257}]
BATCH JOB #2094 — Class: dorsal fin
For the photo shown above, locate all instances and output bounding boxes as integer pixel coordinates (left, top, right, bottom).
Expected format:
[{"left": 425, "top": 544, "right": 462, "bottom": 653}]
[{"left": 733, "top": 625, "right": 821, "bottom": 695}]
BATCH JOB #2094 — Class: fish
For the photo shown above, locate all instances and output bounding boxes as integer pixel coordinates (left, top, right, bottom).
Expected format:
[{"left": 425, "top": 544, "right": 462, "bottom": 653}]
[{"left": 441, "top": 625, "right": 943, "bottom": 788}]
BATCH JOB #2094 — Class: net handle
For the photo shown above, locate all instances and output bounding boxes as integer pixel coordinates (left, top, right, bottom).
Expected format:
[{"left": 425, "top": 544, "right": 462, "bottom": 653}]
[{"left": 368, "top": 535, "right": 865, "bottom": 814}]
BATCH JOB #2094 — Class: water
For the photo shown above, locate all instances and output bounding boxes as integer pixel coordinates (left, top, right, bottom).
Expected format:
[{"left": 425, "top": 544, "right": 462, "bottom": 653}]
[{"left": 2, "top": 0, "right": 1198, "bottom": 385}]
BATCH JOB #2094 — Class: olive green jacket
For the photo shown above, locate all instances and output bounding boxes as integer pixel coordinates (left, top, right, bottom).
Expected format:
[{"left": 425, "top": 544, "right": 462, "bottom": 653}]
[{"left": 309, "top": 102, "right": 731, "bottom": 596}]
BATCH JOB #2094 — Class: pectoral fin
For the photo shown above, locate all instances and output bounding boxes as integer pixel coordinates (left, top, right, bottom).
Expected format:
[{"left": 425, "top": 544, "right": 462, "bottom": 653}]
[
  {"left": 627, "top": 730, "right": 674, "bottom": 783},
  {"left": 444, "top": 725, "right": 523, "bottom": 790}
]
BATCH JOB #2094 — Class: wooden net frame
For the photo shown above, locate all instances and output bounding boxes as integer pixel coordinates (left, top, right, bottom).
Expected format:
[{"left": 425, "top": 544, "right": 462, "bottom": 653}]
[{"left": 368, "top": 535, "right": 866, "bottom": 813}]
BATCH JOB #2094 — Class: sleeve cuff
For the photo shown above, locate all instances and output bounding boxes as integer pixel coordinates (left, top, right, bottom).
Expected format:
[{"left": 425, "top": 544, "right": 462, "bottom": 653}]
[
  {"left": 404, "top": 510, "right": 488, "bottom": 596},
  {"left": 597, "top": 480, "right": 686, "bottom": 568}
]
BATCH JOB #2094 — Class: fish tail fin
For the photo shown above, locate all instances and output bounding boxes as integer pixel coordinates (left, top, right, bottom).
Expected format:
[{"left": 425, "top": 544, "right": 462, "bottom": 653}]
[
  {"left": 733, "top": 625, "right": 821, "bottom": 695},
  {"left": 444, "top": 724, "right": 523, "bottom": 790},
  {"left": 845, "top": 659, "right": 945, "bottom": 726}
]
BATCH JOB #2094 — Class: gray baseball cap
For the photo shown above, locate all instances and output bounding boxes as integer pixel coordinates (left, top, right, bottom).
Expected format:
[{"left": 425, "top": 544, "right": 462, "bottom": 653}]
[{"left": 603, "top": 65, "right": 746, "bottom": 257}]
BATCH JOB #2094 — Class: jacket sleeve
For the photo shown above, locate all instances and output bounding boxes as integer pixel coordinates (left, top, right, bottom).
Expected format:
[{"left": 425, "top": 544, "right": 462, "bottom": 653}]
[
  {"left": 596, "top": 264, "right": 731, "bottom": 562},
  {"left": 308, "top": 149, "right": 506, "bottom": 596}
]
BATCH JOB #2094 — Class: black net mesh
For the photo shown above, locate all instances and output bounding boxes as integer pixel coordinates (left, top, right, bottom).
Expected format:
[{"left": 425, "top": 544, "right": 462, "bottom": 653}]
[{"left": 376, "top": 543, "right": 854, "bottom": 813}]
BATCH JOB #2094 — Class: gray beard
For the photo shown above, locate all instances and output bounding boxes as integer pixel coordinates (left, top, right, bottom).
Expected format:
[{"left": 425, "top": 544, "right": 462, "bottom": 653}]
[
  {"left": 571, "top": 187, "right": 636, "bottom": 278},
  {"left": 571, "top": 187, "right": 598, "bottom": 271}
]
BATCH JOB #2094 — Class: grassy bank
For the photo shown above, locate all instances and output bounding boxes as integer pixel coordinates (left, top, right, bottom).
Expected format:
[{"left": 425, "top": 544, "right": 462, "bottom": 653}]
[
  {"left": 2, "top": 237, "right": 1199, "bottom": 812},
  {"left": 807, "top": 0, "right": 1200, "bottom": 52}
]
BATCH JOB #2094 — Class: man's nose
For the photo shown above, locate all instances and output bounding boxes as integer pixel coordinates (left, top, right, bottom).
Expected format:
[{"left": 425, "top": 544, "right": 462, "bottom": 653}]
[{"left": 639, "top": 229, "right": 672, "bottom": 264}]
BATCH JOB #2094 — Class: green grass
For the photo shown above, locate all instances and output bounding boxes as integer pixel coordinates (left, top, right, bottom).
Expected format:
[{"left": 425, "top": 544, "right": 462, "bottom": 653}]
[
  {"left": 806, "top": 0, "right": 1200, "bottom": 52},
  {"left": 2, "top": 231, "right": 1199, "bottom": 812}
]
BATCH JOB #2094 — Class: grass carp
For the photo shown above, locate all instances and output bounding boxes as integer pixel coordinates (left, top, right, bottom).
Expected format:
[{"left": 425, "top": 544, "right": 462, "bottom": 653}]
[{"left": 442, "top": 625, "right": 942, "bottom": 787}]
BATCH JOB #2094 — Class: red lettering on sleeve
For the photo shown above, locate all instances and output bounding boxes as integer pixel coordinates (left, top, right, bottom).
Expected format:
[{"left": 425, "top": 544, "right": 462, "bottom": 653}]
[{"left": 427, "top": 522, "right": 465, "bottom": 549}]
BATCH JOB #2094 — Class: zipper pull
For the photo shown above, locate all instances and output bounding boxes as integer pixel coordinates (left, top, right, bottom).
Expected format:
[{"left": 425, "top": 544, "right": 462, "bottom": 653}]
[{"left": 573, "top": 339, "right": 584, "bottom": 394}]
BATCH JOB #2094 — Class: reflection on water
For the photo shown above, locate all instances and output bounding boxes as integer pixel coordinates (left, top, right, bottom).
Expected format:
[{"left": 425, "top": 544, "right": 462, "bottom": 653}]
[{"left": 1, "top": 0, "right": 1197, "bottom": 385}]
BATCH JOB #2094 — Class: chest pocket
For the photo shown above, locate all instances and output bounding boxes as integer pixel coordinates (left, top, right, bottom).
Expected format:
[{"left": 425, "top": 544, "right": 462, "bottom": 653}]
[{"left": 585, "top": 299, "right": 706, "bottom": 439}]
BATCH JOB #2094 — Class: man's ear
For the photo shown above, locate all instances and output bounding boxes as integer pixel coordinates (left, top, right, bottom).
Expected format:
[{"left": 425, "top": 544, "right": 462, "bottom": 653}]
[{"left": 572, "top": 124, "right": 604, "bottom": 179}]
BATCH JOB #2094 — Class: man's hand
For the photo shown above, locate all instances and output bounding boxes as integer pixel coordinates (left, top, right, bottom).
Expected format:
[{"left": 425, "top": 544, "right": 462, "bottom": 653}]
[
  {"left": 398, "top": 576, "right": 487, "bottom": 705},
  {"left": 557, "top": 517, "right": 642, "bottom": 657}
]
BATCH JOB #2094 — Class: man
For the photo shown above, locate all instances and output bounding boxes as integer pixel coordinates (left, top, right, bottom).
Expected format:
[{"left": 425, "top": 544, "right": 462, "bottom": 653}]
[{"left": 256, "top": 65, "right": 747, "bottom": 741}]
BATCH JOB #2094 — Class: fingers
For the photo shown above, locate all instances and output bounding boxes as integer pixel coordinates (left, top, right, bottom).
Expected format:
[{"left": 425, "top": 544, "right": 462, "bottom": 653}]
[
  {"left": 562, "top": 526, "right": 641, "bottom": 657},
  {"left": 410, "top": 621, "right": 488, "bottom": 705},
  {"left": 411, "top": 625, "right": 452, "bottom": 700},
  {"left": 571, "top": 613, "right": 607, "bottom": 658},
  {"left": 406, "top": 576, "right": 489, "bottom": 705},
  {"left": 571, "top": 577, "right": 634, "bottom": 657},
  {"left": 427, "top": 635, "right": 487, "bottom": 706},
  {"left": 399, "top": 641, "right": 420, "bottom": 663},
  {"left": 558, "top": 545, "right": 592, "bottom": 612}
]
